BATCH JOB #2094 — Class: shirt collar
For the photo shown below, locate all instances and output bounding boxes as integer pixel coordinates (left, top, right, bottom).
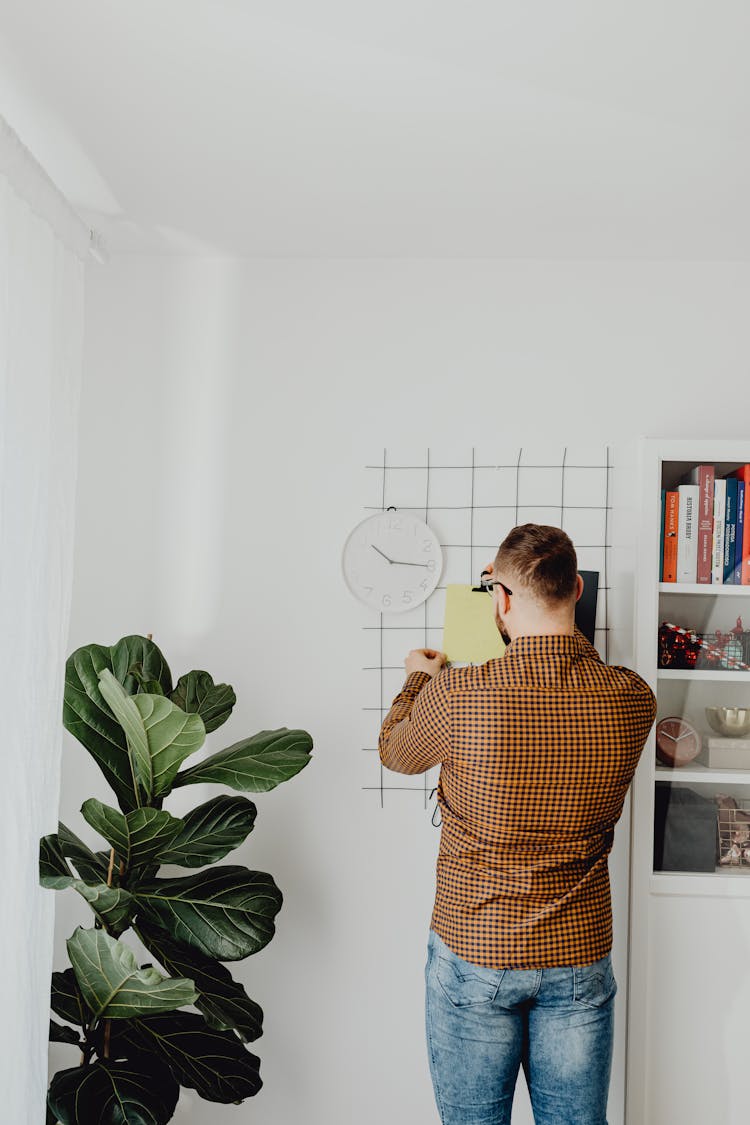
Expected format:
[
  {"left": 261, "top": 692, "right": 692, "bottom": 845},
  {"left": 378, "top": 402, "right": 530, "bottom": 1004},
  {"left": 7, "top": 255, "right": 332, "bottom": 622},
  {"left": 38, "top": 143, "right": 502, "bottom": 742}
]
[{"left": 503, "top": 631, "right": 583, "bottom": 658}]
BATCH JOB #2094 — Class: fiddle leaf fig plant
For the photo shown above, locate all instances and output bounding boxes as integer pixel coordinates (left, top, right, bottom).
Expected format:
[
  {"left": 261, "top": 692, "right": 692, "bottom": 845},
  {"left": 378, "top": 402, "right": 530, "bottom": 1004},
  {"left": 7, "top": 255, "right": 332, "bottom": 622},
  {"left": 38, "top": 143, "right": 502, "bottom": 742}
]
[{"left": 43, "top": 634, "right": 312, "bottom": 1125}]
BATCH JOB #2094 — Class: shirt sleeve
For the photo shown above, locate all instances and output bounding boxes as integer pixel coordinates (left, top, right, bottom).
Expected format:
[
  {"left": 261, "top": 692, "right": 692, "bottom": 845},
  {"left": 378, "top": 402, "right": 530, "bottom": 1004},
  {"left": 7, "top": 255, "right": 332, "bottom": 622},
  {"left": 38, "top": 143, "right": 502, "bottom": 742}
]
[{"left": 378, "top": 669, "right": 452, "bottom": 775}]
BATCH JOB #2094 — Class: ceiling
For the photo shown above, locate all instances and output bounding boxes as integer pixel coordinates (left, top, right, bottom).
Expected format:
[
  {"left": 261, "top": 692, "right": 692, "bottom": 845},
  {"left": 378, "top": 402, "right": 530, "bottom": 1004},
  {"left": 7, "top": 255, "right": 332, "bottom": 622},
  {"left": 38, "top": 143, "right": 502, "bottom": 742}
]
[{"left": 1, "top": 0, "right": 748, "bottom": 257}]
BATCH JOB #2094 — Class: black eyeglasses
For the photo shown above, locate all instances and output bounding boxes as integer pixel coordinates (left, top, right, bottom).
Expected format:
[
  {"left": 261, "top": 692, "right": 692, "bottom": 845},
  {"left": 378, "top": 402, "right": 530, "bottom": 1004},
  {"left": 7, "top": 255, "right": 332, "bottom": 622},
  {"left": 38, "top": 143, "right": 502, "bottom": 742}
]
[{"left": 479, "top": 575, "right": 513, "bottom": 598}]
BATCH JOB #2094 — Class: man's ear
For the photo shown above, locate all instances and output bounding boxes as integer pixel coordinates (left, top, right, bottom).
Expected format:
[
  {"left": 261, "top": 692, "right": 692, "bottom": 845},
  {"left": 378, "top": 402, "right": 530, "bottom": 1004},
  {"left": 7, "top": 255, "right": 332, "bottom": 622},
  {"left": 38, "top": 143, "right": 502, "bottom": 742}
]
[{"left": 575, "top": 573, "right": 584, "bottom": 603}]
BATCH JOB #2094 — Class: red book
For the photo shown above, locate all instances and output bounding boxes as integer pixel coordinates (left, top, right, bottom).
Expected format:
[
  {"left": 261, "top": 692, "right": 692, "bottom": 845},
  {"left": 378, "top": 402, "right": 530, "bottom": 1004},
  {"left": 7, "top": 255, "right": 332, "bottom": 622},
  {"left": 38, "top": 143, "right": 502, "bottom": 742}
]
[
  {"left": 662, "top": 491, "right": 679, "bottom": 582},
  {"left": 687, "top": 465, "right": 715, "bottom": 583},
  {"left": 731, "top": 465, "right": 750, "bottom": 585}
]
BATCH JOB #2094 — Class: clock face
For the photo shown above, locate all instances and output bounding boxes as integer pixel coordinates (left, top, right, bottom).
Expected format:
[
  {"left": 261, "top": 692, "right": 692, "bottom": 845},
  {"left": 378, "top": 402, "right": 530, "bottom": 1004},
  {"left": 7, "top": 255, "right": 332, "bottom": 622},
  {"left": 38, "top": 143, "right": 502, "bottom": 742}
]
[
  {"left": 342, "top": 511, "right": 443, "bottom": 613},
  {"left": 655, "top": 716, "right": 701, "bottom": 768}
]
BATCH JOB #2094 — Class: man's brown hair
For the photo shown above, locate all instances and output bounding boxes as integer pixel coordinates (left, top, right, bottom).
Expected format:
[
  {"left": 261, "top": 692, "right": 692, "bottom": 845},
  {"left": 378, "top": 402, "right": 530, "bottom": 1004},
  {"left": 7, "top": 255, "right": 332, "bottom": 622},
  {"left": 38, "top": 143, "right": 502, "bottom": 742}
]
[{"left": 495, "top": 523, "right": 578, "bottom": 604}]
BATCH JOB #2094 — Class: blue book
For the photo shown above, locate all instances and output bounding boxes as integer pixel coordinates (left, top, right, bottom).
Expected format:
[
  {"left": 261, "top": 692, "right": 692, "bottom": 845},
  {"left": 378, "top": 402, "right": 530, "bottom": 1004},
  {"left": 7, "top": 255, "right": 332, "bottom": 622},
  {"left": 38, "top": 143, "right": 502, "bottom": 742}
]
[
  {"left": 724, "top": 477, "right": 739, "bottom": 584},
  {"left": 659, "top": 489, "right": 666, "bottom": 580},
  {"left": 736, "top": 481, "right": 746, "bottom": 584}
]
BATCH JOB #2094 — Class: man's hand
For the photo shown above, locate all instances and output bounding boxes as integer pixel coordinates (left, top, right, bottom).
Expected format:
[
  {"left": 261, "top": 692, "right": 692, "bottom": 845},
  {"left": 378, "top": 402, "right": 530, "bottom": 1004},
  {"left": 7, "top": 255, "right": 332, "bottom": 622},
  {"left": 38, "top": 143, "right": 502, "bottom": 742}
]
[{"left": 405, "top": 648, "right": 448, "bottom": 679}]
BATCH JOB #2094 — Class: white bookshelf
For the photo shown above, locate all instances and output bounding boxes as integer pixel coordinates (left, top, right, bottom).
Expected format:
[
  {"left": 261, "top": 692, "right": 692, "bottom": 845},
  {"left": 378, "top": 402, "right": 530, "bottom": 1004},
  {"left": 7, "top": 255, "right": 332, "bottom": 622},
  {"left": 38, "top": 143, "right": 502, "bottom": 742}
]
[
  {"left": 659, "top": 582, "right": 750, "bottom": 596},
  {"left": 627, "top": 439, "right": 750, "bottom": 1125}
]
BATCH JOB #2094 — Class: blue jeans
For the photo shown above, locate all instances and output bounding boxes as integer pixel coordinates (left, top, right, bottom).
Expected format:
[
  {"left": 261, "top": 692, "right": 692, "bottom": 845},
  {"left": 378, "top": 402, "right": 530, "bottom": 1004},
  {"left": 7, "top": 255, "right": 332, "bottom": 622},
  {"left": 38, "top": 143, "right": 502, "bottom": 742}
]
[{"left": 425, "top": 930, "right": 615, "bottom": 1125}]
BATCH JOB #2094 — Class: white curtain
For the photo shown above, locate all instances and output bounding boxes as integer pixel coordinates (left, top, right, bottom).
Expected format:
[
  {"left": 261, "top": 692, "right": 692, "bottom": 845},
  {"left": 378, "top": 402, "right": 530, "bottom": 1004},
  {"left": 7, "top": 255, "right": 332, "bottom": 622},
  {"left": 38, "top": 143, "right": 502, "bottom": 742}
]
[{"left": 0, "top": 115, "right": 88, "bottom": 1123}]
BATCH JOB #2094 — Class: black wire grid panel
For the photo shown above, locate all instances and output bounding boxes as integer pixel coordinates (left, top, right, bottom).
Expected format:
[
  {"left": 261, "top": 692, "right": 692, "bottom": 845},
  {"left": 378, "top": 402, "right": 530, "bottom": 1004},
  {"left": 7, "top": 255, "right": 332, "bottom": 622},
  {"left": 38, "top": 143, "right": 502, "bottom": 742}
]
[{"left": 359, "top": 446, "right": 613, "bottom": 809}]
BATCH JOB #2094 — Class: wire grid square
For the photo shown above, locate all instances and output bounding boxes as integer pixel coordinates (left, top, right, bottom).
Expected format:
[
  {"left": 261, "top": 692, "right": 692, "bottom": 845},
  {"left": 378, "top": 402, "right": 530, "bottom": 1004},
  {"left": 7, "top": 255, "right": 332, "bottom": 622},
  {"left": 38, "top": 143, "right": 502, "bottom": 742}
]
[{"left": 362, "top": 446, "right": 613, "bottom": 807}]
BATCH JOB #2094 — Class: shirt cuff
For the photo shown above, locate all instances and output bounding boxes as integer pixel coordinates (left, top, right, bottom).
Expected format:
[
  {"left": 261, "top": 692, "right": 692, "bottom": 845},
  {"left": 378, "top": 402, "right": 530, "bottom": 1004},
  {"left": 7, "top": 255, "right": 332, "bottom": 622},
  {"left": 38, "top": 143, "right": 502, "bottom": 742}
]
[{"left": 402, "top": 671, "right": 431, "bottom": 695}]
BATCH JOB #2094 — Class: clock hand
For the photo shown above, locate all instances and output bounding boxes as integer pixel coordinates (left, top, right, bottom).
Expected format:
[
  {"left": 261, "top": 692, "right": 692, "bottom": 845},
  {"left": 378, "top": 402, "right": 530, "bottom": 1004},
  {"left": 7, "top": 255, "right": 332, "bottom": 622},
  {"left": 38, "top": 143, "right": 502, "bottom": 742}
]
[
  {"left": 390, "top": 559, "right": 431, "bottom": 568},
  {"left": 676, "top": 730, "right": 696, "bottom": 740},
  {"left": 371, "top": 545, "right": 394, "bottom": 565},
  {"left": 660, "top": 732, "right": 678, "bottom": 741}
]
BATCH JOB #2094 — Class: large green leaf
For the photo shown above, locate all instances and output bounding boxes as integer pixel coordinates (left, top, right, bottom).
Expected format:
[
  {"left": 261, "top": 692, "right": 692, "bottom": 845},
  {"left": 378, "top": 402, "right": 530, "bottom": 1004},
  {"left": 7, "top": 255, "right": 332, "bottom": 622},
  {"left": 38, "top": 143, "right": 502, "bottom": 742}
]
[
  {"left": 137, "top": 920, "right": 263, "bottom": 1041},
  {"left": 71, "top": 883, "right": 134, "bottom": 933},
  {"left": 40, "top": 832, "right": 75, "bottom": 886},
  {"left": 51, "top": 969, "right": 87, "bottom": 1028},
  {"left": 81, "top": 800, "right": 185, "bottom": 870},
  {"left": 173, "top": 728, "right": 312, "bottom": 793},
  {"left": 97, "top": 671, "right": 152, "bottom": 804},
  {"left": 42, "top": 823, "right": 111, "bottom": 891},
  {"left": 40, "top": 830, "right": 133, "bottom": 929},
  {"left": 109, "top": 1012, "right": 262, "bottom": 1103},
  {"left": 67, "top": 928, "right": 197, "bottom": 1019},
  {"left": 57, "top": 823, "right": 111, "bottom": 885},
  {"left": 49, "top": 1020, "right": 83, "bottom": 1047},
  {"left": 135, "top": 866, "right": 282, "bottom": 961},
  {"left": 98, "top": 671, "right": 205, "bottom": 805},
  {"left": 170, "top": 671, "right": 236, "bottom": 733},
  {"left": 47, "top": 1057, "right": 179, "bottom": 1125},
  {"left": 110, "top": 636, "right": 173, "bottom": 697},
  {"left": 63, "top": 637, "right": 173, "bottom": 812},
  {"left": 159, "top": 795, "right": 256, "bottom": 868}
]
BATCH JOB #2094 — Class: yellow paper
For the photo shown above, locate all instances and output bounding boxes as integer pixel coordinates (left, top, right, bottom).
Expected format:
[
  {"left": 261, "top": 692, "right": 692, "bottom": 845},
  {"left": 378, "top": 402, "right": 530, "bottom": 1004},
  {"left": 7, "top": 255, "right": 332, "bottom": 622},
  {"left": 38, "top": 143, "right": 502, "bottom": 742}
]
[{"left": 443, "top": 585, "right": 506, "bottom": 664}]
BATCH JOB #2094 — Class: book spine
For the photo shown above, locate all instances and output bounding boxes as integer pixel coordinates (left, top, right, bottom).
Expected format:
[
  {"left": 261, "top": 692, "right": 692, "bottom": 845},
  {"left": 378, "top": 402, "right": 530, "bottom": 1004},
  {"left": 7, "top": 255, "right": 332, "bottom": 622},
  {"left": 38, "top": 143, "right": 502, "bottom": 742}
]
[
  {"left": 733, "top": 467, "right": 750, "bottom": 585},
  {"left": 688, "top": 465, "right": 715, "bottom": 584},
  {"left": 724, "top": 478, "right": 738, "bottom": 584},
  {"left": 712, "top": 479, "right": 726, "bottom": 584},
  {"left": 676, "top": 485, "right": 699, "bottom": 583},
  {"left": 736, "top": 481, "right": 745, "bottom": 584},
  {"left": 659, "top": 489, "right": 666, "bottom": 580},
  {"left": 662, "top": 491, "right": 679, "bottom": 582}
]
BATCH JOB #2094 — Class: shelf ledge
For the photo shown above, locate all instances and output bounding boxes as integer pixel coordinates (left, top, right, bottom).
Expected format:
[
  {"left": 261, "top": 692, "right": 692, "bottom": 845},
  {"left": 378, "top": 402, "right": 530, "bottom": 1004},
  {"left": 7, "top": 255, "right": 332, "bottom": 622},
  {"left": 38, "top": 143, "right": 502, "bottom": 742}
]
[
  {"left": 659, "top": 583, "right": 750, "bottom": 596},
  {"left": 650, "top": 871, "right": 750, "bottom": 898},
  {"left": 655, "top": 765, "right": 750, "bottom": 785}
]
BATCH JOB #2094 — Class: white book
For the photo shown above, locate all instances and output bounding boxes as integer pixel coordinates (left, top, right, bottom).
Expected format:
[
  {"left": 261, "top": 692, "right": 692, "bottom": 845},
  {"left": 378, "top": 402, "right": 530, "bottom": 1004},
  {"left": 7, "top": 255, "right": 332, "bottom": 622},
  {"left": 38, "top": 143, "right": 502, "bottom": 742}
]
[
  {"left": 676, "top": 484, "right": 699, "bottom": 583},
  {"left": 712, "top": 478, "right": 726, "bottom": 584}
]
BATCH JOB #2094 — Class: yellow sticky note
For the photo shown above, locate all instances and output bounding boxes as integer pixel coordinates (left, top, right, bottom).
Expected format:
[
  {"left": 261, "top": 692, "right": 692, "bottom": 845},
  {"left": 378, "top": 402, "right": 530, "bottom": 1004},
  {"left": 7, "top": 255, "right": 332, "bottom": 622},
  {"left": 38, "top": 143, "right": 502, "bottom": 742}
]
[{"left": 443, "top": 585, "right": 506, "bottom": 664}]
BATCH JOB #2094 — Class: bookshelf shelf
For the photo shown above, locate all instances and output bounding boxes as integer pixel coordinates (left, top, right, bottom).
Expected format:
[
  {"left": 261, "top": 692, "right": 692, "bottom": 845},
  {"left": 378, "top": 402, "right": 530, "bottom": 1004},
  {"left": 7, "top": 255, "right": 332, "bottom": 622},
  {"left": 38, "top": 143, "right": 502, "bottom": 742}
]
[
  {"left": 657, "top": 668, "right": 750, "bottom": 681},
  {"left": 650, "top": 870, "right": 750, "bottom": 898},
  {"left": 659, "top": 583, "right": 750, "bottom": 596},
  {"left": 655, "top": 763, "right": 750, "bottom": 785}
]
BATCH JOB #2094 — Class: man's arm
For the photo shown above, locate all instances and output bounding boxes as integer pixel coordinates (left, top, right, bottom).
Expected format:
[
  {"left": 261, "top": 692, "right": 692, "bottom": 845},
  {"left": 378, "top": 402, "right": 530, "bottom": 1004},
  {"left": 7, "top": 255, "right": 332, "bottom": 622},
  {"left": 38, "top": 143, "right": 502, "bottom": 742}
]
[{"left": 378, "top": 662, "right": 452, "bottom": 775}]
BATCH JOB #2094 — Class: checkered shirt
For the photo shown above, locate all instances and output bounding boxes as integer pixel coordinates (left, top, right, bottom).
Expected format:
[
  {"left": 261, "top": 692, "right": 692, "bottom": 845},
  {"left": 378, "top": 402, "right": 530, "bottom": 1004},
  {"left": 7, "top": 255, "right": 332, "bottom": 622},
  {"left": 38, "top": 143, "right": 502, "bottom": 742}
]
[{"left": 379, "top": 628, "right": 656, "bottom": 969}]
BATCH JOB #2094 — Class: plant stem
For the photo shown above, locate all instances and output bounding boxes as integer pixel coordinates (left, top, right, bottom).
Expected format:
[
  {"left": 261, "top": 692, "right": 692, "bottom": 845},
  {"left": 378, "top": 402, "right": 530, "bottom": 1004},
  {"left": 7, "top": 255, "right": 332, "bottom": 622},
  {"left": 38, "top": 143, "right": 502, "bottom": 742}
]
[{"left": 102, "top": 847, "right": 117, "bottom": 1059}]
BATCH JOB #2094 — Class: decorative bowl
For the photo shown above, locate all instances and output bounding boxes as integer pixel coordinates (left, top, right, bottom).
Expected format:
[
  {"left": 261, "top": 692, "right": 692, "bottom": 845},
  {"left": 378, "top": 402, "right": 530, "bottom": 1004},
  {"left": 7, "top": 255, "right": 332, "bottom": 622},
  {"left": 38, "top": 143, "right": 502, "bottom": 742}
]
[{"left": 705, "top": 707, "right": 750, "bottom": 738}]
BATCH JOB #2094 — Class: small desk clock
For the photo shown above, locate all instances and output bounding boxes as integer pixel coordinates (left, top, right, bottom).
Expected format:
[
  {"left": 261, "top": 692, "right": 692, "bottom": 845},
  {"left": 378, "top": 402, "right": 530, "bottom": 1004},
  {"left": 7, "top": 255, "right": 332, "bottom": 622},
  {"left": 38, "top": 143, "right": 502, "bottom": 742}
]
[
  {"left": 655, "top": 716, "right": 701, "bottom": 768},
  {"left": 342, "top": 510, "right": 443, "bottom": 613}
]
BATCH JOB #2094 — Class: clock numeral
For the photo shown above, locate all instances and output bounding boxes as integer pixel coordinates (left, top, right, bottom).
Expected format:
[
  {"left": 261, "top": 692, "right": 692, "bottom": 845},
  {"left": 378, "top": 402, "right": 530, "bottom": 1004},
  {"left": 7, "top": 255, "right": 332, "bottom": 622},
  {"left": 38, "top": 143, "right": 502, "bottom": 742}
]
[
  {"left": 382, "top": 594, "right": 392, "bottom": 607},
  {"left": 402, "top": 590, "right": 413, "bottom": 604},
  {"left": 419, "top": 578, "right": 429, "bottom": 591},
  {"left": 426, "top": 560, "right": 436, "bottom": 572},
  {"left": 422, "top": 539, "right": 433, "bottom": 553},
  {"left": 362, "top": 585, "right": 374, "bottom": 595},
  {"left": 386, "top": 518, "right": 403, "bottom": 531}
]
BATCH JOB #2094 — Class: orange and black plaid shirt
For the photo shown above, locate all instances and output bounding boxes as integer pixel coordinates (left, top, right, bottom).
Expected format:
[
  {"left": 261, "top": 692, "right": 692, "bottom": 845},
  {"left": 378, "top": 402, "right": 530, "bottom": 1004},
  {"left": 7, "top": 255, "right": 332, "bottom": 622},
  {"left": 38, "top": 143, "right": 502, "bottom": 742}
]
[{"left": 379, "top": 628, "right": 656, "bottom": 970}]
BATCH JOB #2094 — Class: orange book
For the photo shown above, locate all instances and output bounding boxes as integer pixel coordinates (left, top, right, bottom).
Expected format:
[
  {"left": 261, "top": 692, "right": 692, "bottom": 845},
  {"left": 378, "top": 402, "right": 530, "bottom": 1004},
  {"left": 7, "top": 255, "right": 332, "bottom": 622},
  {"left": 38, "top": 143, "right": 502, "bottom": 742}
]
[
  {"left": 731, "top": 466, "right": 750, "bottom": 585},
  {"left": 662, "top": 491, "right": 679, "bottom": 582}
]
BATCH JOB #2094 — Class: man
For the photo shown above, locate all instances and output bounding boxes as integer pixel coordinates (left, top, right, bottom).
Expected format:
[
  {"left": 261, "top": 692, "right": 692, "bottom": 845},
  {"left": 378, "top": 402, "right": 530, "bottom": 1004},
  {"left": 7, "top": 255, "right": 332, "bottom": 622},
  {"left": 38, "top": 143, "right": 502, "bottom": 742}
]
[{"left": 378, "top": 523, "right": 656, "bottom": 1125}]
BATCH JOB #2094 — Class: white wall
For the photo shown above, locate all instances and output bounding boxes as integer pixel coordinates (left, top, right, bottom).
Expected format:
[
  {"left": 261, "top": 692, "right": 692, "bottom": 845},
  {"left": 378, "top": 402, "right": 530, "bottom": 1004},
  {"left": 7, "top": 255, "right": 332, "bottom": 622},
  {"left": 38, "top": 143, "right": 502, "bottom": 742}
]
[{"left": 51, "top": 258, "right": 750, "bottom": 1124}]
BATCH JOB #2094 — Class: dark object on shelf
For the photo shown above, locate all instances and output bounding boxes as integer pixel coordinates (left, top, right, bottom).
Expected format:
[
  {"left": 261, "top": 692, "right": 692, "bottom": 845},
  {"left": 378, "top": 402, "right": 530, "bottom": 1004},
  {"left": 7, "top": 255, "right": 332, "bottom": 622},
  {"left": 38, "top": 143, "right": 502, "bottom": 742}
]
[
  {"left": 653, "top": 784, "right": 719, "bottom": 872},
  {"left": 575, "top": 570, "right": 599, "bottom": 645},
  {"left": 658, "top": 620, "right": 750, "bottom": 672}
]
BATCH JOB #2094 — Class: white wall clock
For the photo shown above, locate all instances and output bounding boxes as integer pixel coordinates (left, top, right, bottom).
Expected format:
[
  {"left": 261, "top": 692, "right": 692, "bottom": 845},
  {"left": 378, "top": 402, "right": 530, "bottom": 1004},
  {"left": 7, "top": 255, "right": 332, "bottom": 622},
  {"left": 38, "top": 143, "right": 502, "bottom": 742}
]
[{"left": 342, "top": 509, "right": 443, "bottom": 613}]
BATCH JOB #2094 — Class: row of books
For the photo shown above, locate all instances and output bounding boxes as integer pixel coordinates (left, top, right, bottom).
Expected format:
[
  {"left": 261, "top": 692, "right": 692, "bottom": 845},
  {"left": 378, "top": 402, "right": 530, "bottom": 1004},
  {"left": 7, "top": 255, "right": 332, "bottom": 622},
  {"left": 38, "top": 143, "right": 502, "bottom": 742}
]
[{"left": 660, "top": 464, "right": 750, "bottom": 584}]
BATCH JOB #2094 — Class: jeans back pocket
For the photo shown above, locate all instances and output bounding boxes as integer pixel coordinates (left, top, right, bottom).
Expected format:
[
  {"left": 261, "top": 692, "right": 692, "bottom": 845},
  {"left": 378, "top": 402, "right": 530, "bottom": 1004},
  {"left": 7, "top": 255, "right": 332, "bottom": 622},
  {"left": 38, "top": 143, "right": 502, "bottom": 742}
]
[
  {"left": 573, "top": 956, "right": 617, "bottom": 1009},
  {"left": 435, "top": 953, "right": 505, "bottom": 1008}
]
